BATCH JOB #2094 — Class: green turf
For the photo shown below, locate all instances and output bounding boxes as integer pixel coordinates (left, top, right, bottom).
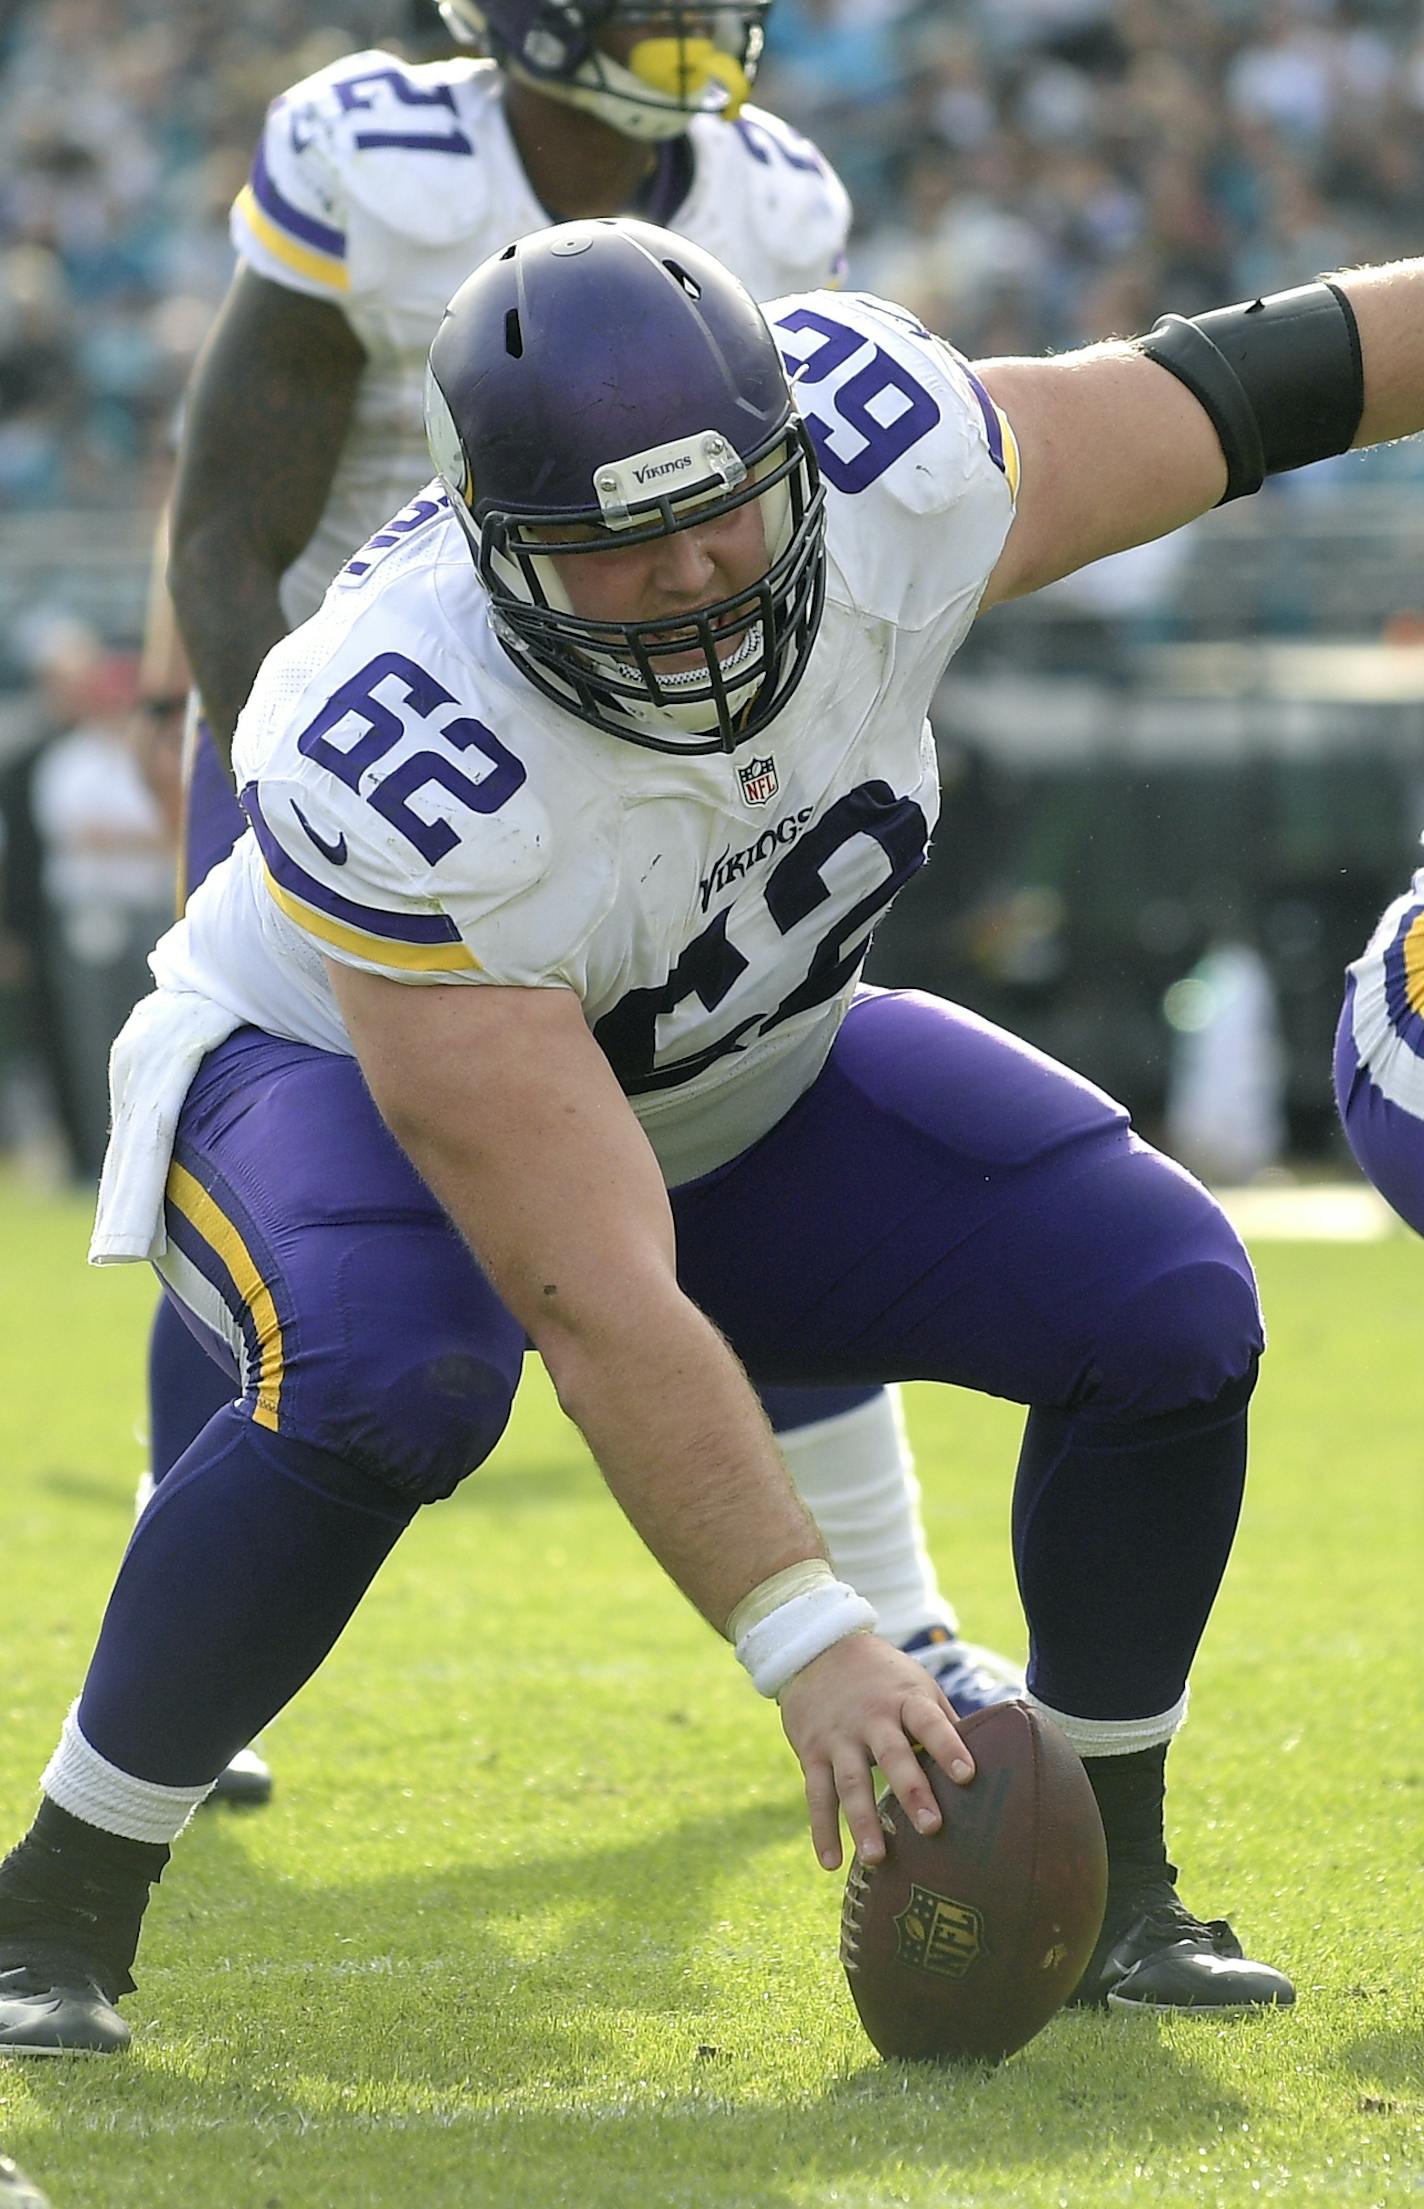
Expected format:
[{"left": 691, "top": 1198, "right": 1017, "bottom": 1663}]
[{"left": 0, "top": 1175, "right": 1419, "bottom": 2207}]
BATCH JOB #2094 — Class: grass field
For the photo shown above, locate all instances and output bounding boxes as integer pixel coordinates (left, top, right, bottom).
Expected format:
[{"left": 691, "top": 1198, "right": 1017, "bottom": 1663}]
[{"left": 0, "top": 1175, "right": 1419, "bottom": 2208}]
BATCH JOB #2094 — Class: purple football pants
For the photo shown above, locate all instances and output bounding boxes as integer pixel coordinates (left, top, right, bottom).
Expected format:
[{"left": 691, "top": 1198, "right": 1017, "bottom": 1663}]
[
  {"left": 80, "top": 987, "right": 1263, "bottom": 1786},
  {"left": 152, "top": 723, "right": 881, "bottom": 1461}
]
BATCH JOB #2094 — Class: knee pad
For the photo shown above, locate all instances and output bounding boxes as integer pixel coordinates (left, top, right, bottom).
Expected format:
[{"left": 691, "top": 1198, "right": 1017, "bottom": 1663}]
[
  {"left": 277, "top": 1226, "right": 526, "bottom": 1507},
  {"left": 1081, "top": 1161, "right": 1264, "bottom": 1422},
  {"left": 322, "top": 1344, "right": 521, "bottom": 1506}
]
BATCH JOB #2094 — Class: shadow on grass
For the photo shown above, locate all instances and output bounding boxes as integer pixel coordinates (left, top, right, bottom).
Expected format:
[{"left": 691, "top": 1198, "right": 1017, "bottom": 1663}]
[
  {"left": 6, "top": 1801, "right": 1254, "bottom": 2206},
  {"left": 1341, "top": 2025, "right": 1424, "bottom": 2096},
  {"left": 32, "top": 1467, "right": 135, "bottom": 1512}
]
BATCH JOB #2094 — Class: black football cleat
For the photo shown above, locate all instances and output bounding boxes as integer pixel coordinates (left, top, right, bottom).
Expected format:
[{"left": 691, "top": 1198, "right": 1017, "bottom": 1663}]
[
  {"left": 1069, "top": 1875, "right": 1295, "bottom": 2011},
  {"left": 0, "top": 2155, "right": 53, "bottom": 2206},
  {"left": 0, "top": 1962, "right": 130, "bottom": 2056},
  {"left": 205, "top": 1745, "right": 273, "bottom": 1808}
]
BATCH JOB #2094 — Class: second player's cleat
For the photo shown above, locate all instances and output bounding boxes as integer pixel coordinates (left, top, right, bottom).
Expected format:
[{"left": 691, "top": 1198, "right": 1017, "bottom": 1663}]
[
  {"left": 0, "top": 1961, "right": 130, "bottom": 2056},
  {"left": 0, "top": 2157, "right": 52, "bottom": 2207},
  {"left": 205, "top": 1745, "right": 273, "bottom": 1808},
  {"left": 899, "top": 1624, "right": 1024, "bottom": 1717},
  {"left": 1068, "top": 1874, "right": 1296, "bottom": 2011}
]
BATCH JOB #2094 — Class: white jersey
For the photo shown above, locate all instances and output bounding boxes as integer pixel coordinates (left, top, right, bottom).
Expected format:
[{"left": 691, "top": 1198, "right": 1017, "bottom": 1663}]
[
  {"left": 231, "top": 50, "right": 852, "bottom": 627},
  {"left": 152, "top": 294, "right": 1019, "bottom": 1187}
]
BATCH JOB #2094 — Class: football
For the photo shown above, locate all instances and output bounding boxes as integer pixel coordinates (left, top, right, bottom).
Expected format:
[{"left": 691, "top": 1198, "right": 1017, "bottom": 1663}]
[{"left": 840, "top": 1700, "right": 1108, "bottom": 2063}]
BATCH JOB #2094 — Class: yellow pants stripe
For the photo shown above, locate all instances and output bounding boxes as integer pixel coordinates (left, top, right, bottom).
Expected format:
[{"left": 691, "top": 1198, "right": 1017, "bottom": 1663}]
[{"left": 166, "top": 1161, "right": 285, "bottom": 1431}]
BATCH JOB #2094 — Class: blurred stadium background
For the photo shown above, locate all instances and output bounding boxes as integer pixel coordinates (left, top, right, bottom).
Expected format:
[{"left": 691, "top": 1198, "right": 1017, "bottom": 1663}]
[{"left": 1, "top": 0, "right": 1422, "bottom": 1187}]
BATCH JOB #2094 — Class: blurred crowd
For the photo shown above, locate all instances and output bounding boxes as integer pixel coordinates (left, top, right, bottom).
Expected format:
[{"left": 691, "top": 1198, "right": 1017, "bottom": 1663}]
[
  {"left": 2, "top": 0, "right": 1423, "bottom": 514},
  {"left": 761, "top": 0, "right": 1424, "bottom": 355}
]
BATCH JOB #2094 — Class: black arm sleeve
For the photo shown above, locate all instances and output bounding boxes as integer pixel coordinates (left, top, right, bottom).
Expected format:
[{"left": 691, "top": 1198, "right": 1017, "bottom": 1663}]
[{"left": 1138, "top": 280, "right": 1363, "bottom": 505}]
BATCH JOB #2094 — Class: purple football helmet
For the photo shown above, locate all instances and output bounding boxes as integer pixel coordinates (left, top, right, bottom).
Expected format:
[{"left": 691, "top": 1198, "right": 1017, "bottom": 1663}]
[
  {"left": 425, "top": 219, "right": 826, "bottom": 755},
  {"left": 436, "top": 3, "right": 769, "bottom": 140}
]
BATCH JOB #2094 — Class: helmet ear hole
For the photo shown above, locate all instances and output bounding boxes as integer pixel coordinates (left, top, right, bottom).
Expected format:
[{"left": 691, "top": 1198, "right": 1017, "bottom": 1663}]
[{"left": 663, "top": 260, "right": 702, "bottom": 302}]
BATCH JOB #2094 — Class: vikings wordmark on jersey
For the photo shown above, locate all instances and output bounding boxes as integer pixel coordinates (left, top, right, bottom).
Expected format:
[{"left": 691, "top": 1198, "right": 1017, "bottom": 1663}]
[{"left": 152, "top": 291, "right": 1018, "bottom": 1189}]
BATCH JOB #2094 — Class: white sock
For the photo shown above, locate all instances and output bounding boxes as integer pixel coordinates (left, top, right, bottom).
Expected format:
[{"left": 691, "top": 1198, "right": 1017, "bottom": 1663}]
[
  {"left": 776, "top": 1387, "right": 956, "bottom": 1645},
  {"left": 41, "top": 1704, "right": 214, "bottom": 1845},
  {"left": 1027, "top": 1690, "right": 1189, "bottom": 1757}
]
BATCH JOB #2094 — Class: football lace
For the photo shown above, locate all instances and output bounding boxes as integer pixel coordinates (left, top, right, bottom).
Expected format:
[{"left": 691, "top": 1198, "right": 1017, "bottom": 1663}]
[{"left": 838, "top": 1853, "right": 874, "bottom": 1972}]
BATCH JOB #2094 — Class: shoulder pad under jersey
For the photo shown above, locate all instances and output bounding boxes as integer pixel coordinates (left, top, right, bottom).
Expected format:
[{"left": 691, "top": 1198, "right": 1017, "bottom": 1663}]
[
  {"left": 712, "top": 104, "right": 851, "bottom": 291},
  {"left": 768, "top": 289, "right": 1020, "bottom": 626},
  {"left": 232, "top": 51, "right": 493, "bottom": 299},
  {"left": 238, "top": 531, "right": 616, "bottom": 990}
]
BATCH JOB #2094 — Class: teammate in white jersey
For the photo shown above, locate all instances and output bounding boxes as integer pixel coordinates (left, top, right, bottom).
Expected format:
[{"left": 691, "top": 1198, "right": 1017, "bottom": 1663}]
[
  {"left": 5, "top": 223, "right": 1422, "bottom": 2056},
  {"left": 150, "top": 3, "right": 1014, "bottom": 1814},
  {"left": 1335, "top": 854, "right": 1424, "bottom": 1233}
]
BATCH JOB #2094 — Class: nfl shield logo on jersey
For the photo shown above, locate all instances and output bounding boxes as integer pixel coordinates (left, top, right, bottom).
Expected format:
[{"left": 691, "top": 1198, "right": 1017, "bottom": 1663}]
[{"left": 737, "top": 755, "right": 779, "bottom": 807}]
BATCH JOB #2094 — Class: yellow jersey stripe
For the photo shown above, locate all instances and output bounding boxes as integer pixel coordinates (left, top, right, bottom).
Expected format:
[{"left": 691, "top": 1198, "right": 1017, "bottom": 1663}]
[
  {"left": 1404, "top": 910, "right": 1424, "bottom": 1018},
  {"left": 234, "top": 184, "right": 350, "bottom": 293},
  {"left": 997, "top": 408, "right": 1022, "bottom": 502},
  {"left": 166, "top": 1161, "right": 285, "bottom": 1432},
  {"left": 264, "top": 867, "right": 480, "bottom": 973}
]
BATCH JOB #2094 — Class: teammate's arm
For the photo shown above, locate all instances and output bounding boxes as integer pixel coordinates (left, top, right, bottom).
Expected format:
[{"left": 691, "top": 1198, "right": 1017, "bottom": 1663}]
[
  {"left": 325, "top": 960, "right": 975, "bottom": 1867},
  {"left": 131, "top": 503, "right": 190, "bottom": 835},
  {"left": 979, "top": 257, "right": 1424, "bottom": 607},
  {"left": 167, "top": 268, "right": 366, "bottom": 765}
]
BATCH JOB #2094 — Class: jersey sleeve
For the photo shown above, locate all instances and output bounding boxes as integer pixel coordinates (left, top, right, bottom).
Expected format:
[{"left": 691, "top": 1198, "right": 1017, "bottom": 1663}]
[
  {"left": 725, "top": 106, "right": 852, "bottom": 293},
  {"left": 231, "top": 52, "right": 485, "bottom": 305},
  {"left": 236, "top": 614, "right": 613, "bottom": 992},
  {"left": 769, "top": 289, "right": 1020, "bottom": 629}
]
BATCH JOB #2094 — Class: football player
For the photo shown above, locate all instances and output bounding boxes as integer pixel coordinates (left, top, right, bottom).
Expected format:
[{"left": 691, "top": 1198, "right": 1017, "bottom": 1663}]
[
  {"left": 5, "top": 225, "right": 1418, "bottom": 2056},
  {"left": 149, "top": 1, "right": 1018, "bottom": 1811},
  {"left": 1335, "top": 858, "right": 1424, "bottom": 1233}
]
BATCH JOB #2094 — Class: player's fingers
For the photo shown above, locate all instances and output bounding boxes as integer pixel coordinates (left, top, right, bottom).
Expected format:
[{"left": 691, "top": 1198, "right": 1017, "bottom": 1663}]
[
  {"left": 804, "top": 1759, "right": 843, "bottom": 1871},
  {"left": 872, "top": 1731, "right": 944, "bottom": 1837},
  {"left": 834, "top": 1749, "right": 886, "bottom": 1868},
  {"left": 905, "top": 1696, "right": 975, "bottom": 1786}
]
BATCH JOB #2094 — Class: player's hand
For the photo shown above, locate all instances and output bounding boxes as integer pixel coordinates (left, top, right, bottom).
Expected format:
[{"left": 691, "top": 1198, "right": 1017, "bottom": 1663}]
[{"left": 777, "top": 1633, "right": 975, "bottom": 1872}]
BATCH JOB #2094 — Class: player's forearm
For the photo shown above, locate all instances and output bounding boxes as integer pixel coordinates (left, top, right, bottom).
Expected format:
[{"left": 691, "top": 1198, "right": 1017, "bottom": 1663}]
[
  {"left": 166, "top": 528, "right": 289, "bottom": 766},
  {"left": 342, "top": 970, "right": 829, "bottom": 1634},
  {"left": 419, "top": 1108, "right": 828, "bottom": 1627},
  {"left": 541, "top": 1275, "right": 828, "bottom": 1630},
  {"left": 1331, "top": 259, "right": 1424, "bottom": 451}
]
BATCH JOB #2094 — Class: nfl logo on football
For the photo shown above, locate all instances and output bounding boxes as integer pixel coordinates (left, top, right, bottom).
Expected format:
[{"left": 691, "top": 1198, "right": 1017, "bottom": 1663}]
[{"left": 737, "top": 755, "right": 779, "bottom": 807}]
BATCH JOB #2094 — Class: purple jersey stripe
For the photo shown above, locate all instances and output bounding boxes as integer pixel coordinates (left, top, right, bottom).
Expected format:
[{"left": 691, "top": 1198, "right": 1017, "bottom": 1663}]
[
  {"left": 250, "top": 134, "right": 346, "bottom": 261},
  {"left": 244, "top": 785, "right": 463, "bottom": 947},
  {"left": 957, "top": 361, "right": 1008, "bottom": 478}
]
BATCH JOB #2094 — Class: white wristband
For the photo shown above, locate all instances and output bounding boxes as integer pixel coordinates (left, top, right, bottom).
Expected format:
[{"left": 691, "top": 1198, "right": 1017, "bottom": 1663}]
[{"left": 735, "top": 1580, "right": 878, "bottom": 1699}]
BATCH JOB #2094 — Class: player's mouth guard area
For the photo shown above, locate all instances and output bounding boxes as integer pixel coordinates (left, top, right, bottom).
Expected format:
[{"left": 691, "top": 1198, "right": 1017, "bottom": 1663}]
[
  {"left": 627, "top": 37, "right": 751, "bottom": 116},
  {"left": 612, "top": 618, "right": 765, "bottom": 689}
]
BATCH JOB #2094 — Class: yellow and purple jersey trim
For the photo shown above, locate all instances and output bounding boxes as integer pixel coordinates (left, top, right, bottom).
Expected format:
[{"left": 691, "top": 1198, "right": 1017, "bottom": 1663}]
[
  {"left": 1382, "top": 901, "right": 1424, "bottom": 1049},
  {"left": 958, "top": 361, "right": 1021, "bottom": 501},
  {"left": 246, "top": 785, "right": 478, "bottom": 974},
  {"left": 164, "top": 1152, "right": 288, "bottom": 1430},
  {"left": 233, "top": 137, "right": 349, "bottom": 293}
]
